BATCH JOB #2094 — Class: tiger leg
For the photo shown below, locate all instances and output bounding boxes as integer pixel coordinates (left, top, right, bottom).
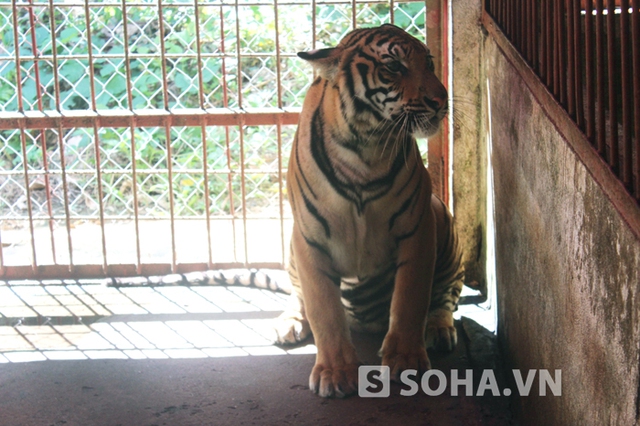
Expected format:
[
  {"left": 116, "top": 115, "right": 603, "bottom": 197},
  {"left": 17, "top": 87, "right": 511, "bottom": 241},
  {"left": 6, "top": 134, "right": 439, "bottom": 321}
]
[
  {"left": 425, "top": 280, "right": 463, "bottom": 352},
  {"left": 425, "top": 308, "right": 457, "bottom": 352},
  {"left": 274, "top": 247, "right": 311, "bottom": 345},
  {"left": 425, "top": 195, "right": 464, "bottom": 352},
  {"left": 274, "top": 244, "right": 311, "bottom": 345},
  {"left": 274, "top": 297, "right": 311, "bottom": 345},
  {"left": 380, "top": 198, "right": 436, "bottom": 380},
  {"left": 291, "top": 226, "right": 359, "bottom": 398}
]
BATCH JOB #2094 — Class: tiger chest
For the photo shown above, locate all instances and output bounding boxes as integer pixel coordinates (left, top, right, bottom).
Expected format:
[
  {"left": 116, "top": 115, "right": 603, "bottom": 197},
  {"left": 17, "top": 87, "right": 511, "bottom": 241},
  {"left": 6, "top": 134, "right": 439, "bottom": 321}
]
[{"left": 322, "top": 197, "right": 410, "bottom": 278}]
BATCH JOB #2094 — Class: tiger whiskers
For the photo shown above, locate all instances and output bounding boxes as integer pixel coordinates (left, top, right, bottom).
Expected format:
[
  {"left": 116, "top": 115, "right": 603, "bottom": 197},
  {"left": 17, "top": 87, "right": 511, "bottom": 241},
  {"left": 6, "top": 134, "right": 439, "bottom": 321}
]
[
  {"left": 387, "top": 112, "right": 412, "bottom": 170},
  {"left": 449, "top": 95, "right": 477, "bottom": 132},
  {"left": 450, "top": 109, "right": 475, "bottom": 132},
  {"left": 365, "top": 114, "right": 398, "bottom": 149},
  {"left": 381, "top": 114, "right": 415, "bottom": 172},
  {"left": 400, "top": 114, "right": 412, "bottom": 171},
  {"left": 416, "top": 113, "right": 440, "bottom": 136},
  {"left": 378, "top": 114, "right": 406, "bottom": 160},
  {"left": 340, "top": 92, "right": 399, "bottom": 152}
]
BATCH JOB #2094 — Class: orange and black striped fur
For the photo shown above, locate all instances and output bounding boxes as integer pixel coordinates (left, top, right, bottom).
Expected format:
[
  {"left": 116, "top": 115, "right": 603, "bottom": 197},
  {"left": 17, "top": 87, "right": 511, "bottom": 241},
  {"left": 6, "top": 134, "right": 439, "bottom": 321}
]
[{"left": 274, "top": 24, "right": 464, "bottom": 398}]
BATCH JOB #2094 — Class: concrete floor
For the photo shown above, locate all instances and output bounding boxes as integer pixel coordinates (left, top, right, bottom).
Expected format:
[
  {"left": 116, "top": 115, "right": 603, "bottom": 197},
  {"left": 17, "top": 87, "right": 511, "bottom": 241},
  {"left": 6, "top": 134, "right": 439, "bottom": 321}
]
[{"left": 0, "top": 280, "right": 513, "bottom": 426}]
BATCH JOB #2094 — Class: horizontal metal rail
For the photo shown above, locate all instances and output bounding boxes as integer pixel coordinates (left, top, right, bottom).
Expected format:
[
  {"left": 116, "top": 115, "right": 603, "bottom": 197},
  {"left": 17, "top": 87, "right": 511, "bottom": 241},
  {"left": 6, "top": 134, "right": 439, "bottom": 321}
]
[
  {"left": 0, "top": 168, "right": 288, "bottom": 176},
  {"left": 0, "top": 215, "right": 287, "bottom": 220},
  {"left": 0, "top": 262, "right": 285, "bottom": 281},
  {"left": 0, "top": 0, "right": 426, "bottom": 7},
  {"left": 0, "top": 0, "right": 425, "bottom": 8},
  {"left": 0, "top": 108, "right": 301, "bottom": 130},
  {"left": 0, "top": 52, "right": 301, "bottom": 61}
]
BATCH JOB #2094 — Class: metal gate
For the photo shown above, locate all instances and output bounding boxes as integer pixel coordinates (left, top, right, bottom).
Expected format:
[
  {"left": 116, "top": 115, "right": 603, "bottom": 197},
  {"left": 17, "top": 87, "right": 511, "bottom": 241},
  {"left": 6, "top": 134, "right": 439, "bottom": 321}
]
[{"left": 0, "top": 0, "right": 449, "bottom": 280}]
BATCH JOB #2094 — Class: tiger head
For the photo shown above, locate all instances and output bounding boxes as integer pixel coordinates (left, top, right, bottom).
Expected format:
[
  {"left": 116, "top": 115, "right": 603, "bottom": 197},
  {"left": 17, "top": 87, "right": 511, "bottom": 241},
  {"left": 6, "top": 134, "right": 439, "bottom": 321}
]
[{"left": 298, "top": 24, "right": 448, "bottom": 139}]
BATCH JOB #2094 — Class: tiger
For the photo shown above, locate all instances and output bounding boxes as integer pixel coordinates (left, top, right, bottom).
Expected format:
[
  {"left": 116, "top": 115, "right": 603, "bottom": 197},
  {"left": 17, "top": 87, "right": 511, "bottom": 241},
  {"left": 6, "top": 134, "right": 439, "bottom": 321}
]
[{"left": 273, "top": 23, "right": 464, "bottom": 398}]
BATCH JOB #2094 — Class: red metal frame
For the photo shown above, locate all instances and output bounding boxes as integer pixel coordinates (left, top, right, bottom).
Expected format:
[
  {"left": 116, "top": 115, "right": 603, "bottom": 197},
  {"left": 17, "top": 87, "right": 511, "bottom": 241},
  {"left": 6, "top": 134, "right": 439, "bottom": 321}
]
[{"left": 0, "top": 0, "right": 451, "bottom": 280}]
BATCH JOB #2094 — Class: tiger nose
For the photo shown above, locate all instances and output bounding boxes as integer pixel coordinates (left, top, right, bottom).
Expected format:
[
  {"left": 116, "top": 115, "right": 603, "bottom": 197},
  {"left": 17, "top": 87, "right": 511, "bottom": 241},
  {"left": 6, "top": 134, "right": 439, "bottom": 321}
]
[
  {"left": 432, "top": 96, "right": 447, "bottom": 109},
  {"left": 425, "top": 96, "right": 447, "bottom": 111}
]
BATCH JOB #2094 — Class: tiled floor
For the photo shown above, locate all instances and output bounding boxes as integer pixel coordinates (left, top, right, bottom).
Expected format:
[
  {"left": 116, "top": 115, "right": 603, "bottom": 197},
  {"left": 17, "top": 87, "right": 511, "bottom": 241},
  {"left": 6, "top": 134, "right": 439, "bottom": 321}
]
[
  {"left": 0, "top": 275, "right": 512, "bottom": 426},
  {"left": 0, "top": 279, "right": 310, "bottom": 363}
]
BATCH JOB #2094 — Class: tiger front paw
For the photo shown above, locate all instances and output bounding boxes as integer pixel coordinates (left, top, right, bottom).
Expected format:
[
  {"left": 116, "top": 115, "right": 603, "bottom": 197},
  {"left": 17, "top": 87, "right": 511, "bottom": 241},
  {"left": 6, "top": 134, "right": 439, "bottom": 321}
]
[
  {"left": 380, "top": 332, "right": 431, "bottom": 381},
  {"left": 309, "top": 361, "right": 359, "bottom": 398},
  {"left": 273, "top": 311, "right": 311, "bottom": 345},
  {"left": 425, "top": 308, "right": 457, "bottom": 352}
]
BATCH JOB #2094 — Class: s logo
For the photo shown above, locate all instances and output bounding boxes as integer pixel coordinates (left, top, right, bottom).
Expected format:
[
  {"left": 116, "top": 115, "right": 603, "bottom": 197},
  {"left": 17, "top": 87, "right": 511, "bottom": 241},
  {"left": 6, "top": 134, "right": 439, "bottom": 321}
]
[{"left": 358, "top": 366, "right": 390, "bottom": 397}]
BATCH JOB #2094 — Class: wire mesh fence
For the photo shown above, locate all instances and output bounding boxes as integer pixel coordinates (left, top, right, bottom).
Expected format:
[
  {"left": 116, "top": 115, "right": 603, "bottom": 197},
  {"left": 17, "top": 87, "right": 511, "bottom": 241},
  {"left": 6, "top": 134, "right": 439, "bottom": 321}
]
[{"left": 0, "top": 0, "right": 447, "bottom": 279}]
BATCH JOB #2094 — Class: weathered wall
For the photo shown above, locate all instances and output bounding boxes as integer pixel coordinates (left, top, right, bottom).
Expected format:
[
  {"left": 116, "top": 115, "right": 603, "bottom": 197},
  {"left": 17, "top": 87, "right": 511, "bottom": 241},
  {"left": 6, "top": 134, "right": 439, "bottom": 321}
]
[
  {"left": 451, "top": 0, "right": 487, "bottom": 292},
  {"left": 483, "top": 34, "right": 640, "bottom": 425}
]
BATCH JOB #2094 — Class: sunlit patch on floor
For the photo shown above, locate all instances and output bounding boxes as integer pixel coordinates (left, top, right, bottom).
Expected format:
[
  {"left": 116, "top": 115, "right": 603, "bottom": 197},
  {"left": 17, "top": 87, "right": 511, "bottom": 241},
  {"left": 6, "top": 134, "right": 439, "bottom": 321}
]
[{"left": 0, "top": 279, "right": 317, "bottom": 363}]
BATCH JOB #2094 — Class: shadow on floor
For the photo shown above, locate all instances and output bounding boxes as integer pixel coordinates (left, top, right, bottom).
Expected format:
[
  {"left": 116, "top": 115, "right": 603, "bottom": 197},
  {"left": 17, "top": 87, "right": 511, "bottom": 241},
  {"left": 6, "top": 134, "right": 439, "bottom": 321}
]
[
  {"left": 0, "top": 281, "right": 513, "bottom": 425},
  {"left": 0, "top": 325, "right": 513, "bottom": 426}
]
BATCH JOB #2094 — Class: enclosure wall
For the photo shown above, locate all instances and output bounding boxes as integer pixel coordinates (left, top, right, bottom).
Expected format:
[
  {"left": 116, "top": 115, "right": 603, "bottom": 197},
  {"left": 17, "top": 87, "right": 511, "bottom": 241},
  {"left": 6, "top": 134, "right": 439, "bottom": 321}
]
[{"left": 482, "top": 17, "right": 640, "bottom": 426}]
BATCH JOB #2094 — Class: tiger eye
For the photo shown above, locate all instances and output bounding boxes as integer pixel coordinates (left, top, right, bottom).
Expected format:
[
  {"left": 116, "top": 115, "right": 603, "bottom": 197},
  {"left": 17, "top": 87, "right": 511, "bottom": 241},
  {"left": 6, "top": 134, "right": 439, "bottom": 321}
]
[{"left": 384, "top": 61, "right": 403, "bottom": 73}]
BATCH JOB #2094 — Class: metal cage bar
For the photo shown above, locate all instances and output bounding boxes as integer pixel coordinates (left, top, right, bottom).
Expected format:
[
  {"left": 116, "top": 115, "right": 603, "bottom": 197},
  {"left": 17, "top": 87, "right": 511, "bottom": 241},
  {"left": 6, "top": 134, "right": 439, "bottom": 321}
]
[
  {"left": 558, "top": 0, "right": 567, "bottom": 107},
  {"left": 0, "top": 0, "right": 448, "bottom": 279},
  {"left": 48, "top": 0, "right": 76, "bottom": 270},
  {"left": 606, "top": 0, "right": 618, "bottom": 171},
  {"left": 545, "top": 0, "right": 552, "bottom": 89},
  {"left": 193, "top": 0, "right": 213, "bottom": 268},
  {"left": 584, "top": 0, "right": 595, "bottom": 142},
  {"left": 620, "top": 0, "right": 633, "bottom": 187},
  {"left": 351, "top": 0, "right": 356, "bottom": 29},
  {"left": 566, "top": 0, "right": 576, "bottom": 119},
  {"left": 234, "top": 0, "right": 249, "bottom": 264},
  {"left": 19, "top": 127, "right": 38, "bottom": 272},
  {"left": 218, "top": 5, "right": 238, "bottom": 263},
  {"left": 633, "top": 0, "right": 640, "bottom": 198},
  {"left": 120, "top": 0, "right": 143, "bottom": 272},
  {"left": 84, "top": 0, "right": 109, "bottom": 273},
  {"left": 28, "top": 0, "right": 58, "bottom": 265},
  {"left": 273, "top": 0, "right": 286, "bottom": 265},
  {"left": 156, "top": 0, "right": 178, "bottom": 271},
  {"left": 484, "top": 0, "right": 639, "bottom": 202},
  {"left": 572, "top": 0, "right": 584, "bottom": 130},
  {"left": 595, "top": 0, "right": 606, "bottom": 155}
]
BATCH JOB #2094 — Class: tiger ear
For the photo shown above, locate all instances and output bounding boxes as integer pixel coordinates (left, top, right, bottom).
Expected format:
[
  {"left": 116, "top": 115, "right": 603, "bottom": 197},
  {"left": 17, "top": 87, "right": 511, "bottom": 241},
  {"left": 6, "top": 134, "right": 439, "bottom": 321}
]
[{"left": 297, "top": 47, "right": 342, "bottom": 81}]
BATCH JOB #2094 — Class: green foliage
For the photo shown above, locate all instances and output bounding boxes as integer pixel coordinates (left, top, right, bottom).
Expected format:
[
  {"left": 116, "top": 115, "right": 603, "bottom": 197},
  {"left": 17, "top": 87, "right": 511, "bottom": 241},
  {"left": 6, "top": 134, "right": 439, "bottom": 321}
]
[{"left": 0, "top": 3, "right": 425, "bottom": 217}]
